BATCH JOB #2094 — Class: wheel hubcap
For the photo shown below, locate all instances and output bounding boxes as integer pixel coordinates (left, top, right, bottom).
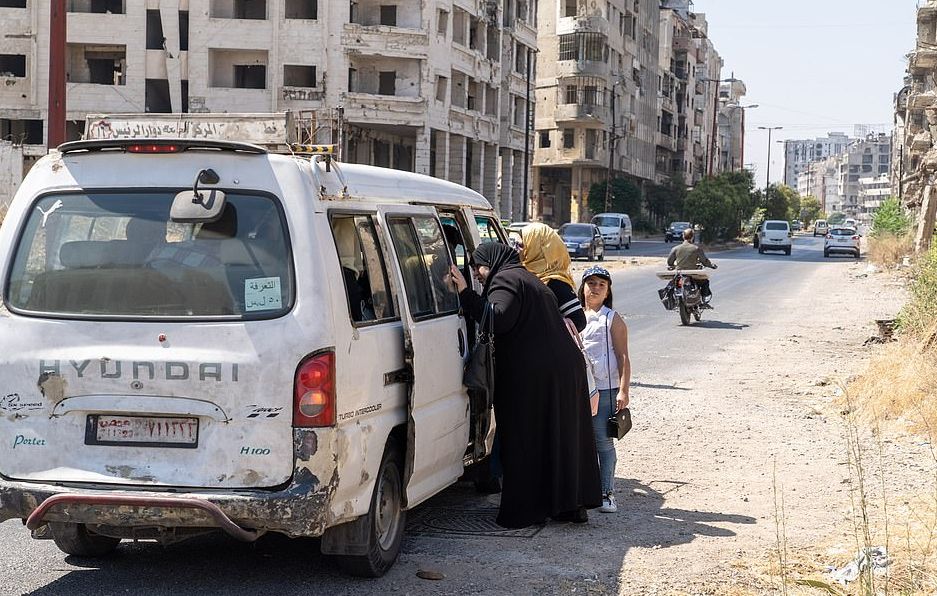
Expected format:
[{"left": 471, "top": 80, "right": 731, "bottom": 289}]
[{"left": 375, "top": 464, "right": 402, "bottom": 551}]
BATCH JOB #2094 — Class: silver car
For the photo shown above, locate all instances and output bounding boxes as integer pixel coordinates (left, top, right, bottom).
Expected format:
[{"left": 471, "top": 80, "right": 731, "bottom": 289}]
[{"left": 824, "top": 227, "right": 860, "bottom": 258}]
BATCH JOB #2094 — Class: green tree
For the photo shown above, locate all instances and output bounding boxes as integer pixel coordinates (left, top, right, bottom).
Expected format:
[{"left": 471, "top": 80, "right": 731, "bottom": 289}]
[
  {"left": 645, "top": 174, "right": 687, "bottom": 226},
  {"left": 587, "top": 177, "right": 642, "bottom": 218},
  {"left": 871, "top": 197, "right": 911, "bottom": 237},
  {"left": 684, "top": 171, "right": 760, "bottom": 242},
  {"left": 762, "top": 184, "right": 796, "bottom": 221},
  {"left": 787, "top": 193, "right": 802, "bottom": 223},
  {"left": 800, "top": 196, "right": 822, "bottom": 226}
]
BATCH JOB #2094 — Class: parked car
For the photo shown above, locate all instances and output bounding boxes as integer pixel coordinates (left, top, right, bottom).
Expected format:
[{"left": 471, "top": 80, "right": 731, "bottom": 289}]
[
  {"left": 813, "top": 219, "right": 829, "bottom": 237},
  {"left": 665, "top": 221, "right": 692, "bottom": 243},
  {"left": 824, "top": 227, "right": 861, "bottom": 258},
  {"left": 758, "top": 220, "right": 792, "bottom": 255},
  {"left": 591, "top": 213, "right": 632, "bottom": 249},
  {"left": 791, "top": 220, "right": 803, "bottom": 232},
  {"left": 559, "top": 223, "right": 605, "bottom": 261}
]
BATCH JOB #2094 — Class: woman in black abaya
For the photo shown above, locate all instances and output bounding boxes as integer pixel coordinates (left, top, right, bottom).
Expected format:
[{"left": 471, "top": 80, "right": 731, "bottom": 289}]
[{"left": 449, "top": 243, "right": 601, "bottom": 528}]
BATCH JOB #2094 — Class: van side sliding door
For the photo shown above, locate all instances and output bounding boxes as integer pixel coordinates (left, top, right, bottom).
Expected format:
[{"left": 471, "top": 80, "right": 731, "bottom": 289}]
[{"left": 379, "top": 206, "right": 470, "bottom": 507}]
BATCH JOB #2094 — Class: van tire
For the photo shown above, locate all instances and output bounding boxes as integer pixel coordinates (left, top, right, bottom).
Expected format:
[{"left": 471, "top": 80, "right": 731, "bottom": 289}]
[
  {"left": 625, "top": 236, "right": 631, "bottom": 250},
  {"left": 336, "top": 439, "right": 406, "bottom": 578},
  {"left": 49, "top": 522, "right": 120, "bottom": 557}
]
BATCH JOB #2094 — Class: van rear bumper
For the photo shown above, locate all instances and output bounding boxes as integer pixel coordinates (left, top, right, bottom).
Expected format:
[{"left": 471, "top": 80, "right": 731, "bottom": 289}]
[
  {"left": 0, "top": 429, "right": 341, "bottom": 538},
  {"left": 0, "top": 465, "right": 336, "bottom": 538}
]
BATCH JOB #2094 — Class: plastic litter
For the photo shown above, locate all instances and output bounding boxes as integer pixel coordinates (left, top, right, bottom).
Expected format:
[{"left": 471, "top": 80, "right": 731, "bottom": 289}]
[{"left": 827, "top": 546, "right": 889, "bottom": 585}]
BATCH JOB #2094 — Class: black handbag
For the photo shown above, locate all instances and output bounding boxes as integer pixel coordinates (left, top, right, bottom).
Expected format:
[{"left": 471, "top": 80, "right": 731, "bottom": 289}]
[
  {"left": 463, "top": 302, "right": 494, "bottom": 393},
  {"left": 602, "top": 311, "right": 632, "bottom": 440}
]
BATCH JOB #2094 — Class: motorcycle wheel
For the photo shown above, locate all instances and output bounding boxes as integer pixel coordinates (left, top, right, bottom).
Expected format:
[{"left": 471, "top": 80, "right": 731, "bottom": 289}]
[
  {"left": 693, "top": 308, "right": 701, "bottom": 322},
  {"left": 678, "top": 302, "right": 691, "bottom": 326}
]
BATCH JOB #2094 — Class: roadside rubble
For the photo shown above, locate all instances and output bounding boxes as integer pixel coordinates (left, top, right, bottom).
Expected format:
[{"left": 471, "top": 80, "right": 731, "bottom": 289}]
[{"left": 827, "top": 546, "right": 890, "bottom": 586}]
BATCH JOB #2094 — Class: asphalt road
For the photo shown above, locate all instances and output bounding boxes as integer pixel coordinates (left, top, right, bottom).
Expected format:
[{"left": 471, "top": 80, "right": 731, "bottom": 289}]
[{"left": 0, "top": 233, "right": 858, "bottom": 595}]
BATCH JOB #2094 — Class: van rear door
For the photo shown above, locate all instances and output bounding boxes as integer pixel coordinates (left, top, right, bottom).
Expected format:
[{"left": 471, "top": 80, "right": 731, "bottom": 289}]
[{"left": 378, "top": 206, "right": 469, "bottom": 506}]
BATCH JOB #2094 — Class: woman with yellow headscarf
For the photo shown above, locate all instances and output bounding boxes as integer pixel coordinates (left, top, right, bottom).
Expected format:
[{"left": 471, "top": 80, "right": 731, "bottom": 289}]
[{"left": 520, "top": 223, "right": 587, "bottom": 332}]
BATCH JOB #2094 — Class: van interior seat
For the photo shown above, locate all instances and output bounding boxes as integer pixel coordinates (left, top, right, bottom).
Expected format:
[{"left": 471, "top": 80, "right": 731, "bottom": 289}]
[
  {"left": 26, "top": 268, "right": 184, "bottom": 314},
  {"left": 59, "top": 241, "right": 114, "bottom": 269}
]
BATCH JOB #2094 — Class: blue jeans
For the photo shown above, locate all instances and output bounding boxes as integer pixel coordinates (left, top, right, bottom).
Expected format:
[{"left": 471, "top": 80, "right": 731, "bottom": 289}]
[{"left": 591, "top": 388, "right": 618, "bottom": 495}]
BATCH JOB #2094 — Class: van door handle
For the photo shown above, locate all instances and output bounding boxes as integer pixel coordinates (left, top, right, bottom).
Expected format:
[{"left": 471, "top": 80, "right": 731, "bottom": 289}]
[{"left": 384, "top": 367, "right": 413, "bottom": 386}]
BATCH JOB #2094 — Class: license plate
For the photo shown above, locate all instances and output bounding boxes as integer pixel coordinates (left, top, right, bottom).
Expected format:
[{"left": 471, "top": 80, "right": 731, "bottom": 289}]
[
  {"left": 86, "top": 415, "right": 199, "bottom": 448},
  {"left": 838, "top": 239, "right": 848, "bottom": 243},
  {"left": 568, "top": 249, "right": 576, "bottom": 254}
]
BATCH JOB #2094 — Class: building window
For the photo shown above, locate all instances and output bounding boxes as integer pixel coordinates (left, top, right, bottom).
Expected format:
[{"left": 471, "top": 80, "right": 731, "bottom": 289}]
[
  {"left": 0, "top": 54, "right": 26, "bottom": 77},
  {"left": 564, "top": 0, "right": 577, "bottom": 17},
  {"left": 348, "top": 67, "right": 357, "bottom": 92},
  {"left": 435, "top": 76, "right": 448, "bottom": 102},
  {"left": 0, "top": 119, "right": 43, "bottom": 144},
  {"left": 234, "top": 65, "right": 266, "bottom": 88},
  {"left": 210, "top": 0, "right": 266, "bottom": 19},
  {"left": 378, "top": 71, "right": 396, "bottom": 95},
  {"left": 145, "top": 79, "right": 171, "bottom": 113},
  {"left": 283, "top": 64, "right": 316, "bottom": 87},
  {"left": 452, "top": 8, "right": 467, "bottom": 45},
  {"left": 582, "top": 85, "right": 597, "bottom": 105},
  {"left": 68, "top": 45, "right": 126, "bottom": 85},
  {"left": 485, "top": 85, "right": 498, "bottom": 115},
  {"left": 563, "top": 129, "right": 575, "bottom": 149},
  {"left": 513, "top": 95, "right": 525, "bottom": 127},
  {"left": 179, "top": 11, "right": 189, "bottom": 51},
  {"left": 540, "top": 131, "right": 551, "bottom": 148},
  {"left": 558, "top": 33, "right": 605, "bottom": 62},
  {"left": 145, "top": 10, "right": 164, "bottom": 51},
  {"left": 285, "top": 0, "right": 317, "bottom": 19},
  {"left": 67, "top": 0, "right": 125, "bottom": 13},
  {"left": 0, "top": 1, "right": 27, "bottom": 7},
  {"left": 437, "top": 9, "right": 448, "bottom": 35},
  {"left": 380, "top": 5, "right": 397, "bottom": 26},
  {"left": 564, "top": 84, "right": 578, "bottom": 104}
]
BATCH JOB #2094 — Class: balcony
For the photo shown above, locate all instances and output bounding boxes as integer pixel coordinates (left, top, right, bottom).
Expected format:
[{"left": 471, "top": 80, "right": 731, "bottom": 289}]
[
  {"left": 557, "top": 15, "right": 609, "bottom": 36},
  {"left": 909, "top": 91, "right": 937, "bottom": 110},
  {"left": 657, "top": 132, "right": 677, "bottom": 152},
  {"left": 342, "top": 24, "right": 429, "bottom": 59},
  {"left": 556, "top": 60, "right": 609, "bottom": 78},
  {"left": 342, "top": 93, "right": 428, "bottom": 127},
  {"left": 911, "top": 48, "right": 937, "bottom": 73},
  {"left": 554, "top": 103, "right": 609, "bottom": 124}
]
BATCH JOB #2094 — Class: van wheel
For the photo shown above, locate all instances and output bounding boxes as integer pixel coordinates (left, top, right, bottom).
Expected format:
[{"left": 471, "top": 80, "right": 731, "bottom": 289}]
[
  {"left": 49, "top": 522, "right": 120, "bottom": 557},
  {"left": 625, "top": 237, "right": 631, "bottom": 250},
  {"left": 785, "top": 248, "right": 792, "bottom": 256},
  {"left": 598, "top": 250, "right": 604, "bottom": 261},
  {"left": 336, "top": 440, "right": 406, "bottom": 578}
]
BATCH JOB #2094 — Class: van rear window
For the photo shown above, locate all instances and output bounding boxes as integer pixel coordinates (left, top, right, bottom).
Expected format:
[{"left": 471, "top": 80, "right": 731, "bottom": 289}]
[
  {"left": 765, "top": 222, "right": 789, "bottom": 231},
  {"left": 6, "top": 192, "right": 293, "bottom": 319}
]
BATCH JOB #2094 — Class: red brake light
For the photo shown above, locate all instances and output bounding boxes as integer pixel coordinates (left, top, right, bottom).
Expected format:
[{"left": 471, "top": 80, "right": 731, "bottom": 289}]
[
  {"left": 293, "top": 352, "right": 335, "bottom": 427},
  {"left": 852, "top": 235, "right": 860, "bottom": 240},
  {"left": 127, "top": 144, "right": 180, "bottom": 153}
]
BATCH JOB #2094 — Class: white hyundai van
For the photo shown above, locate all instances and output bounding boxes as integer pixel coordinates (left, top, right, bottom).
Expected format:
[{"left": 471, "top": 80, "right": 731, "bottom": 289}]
[
  {"left": 0, "top": 138, "right": 500, "bottom": 577},
  {"left": 590, "top": 212, "right": 632, "bottom": 249}
]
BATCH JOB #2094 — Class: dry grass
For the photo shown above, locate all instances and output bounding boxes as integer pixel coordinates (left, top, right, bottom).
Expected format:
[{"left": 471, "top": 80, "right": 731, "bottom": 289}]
[{"left": 868, "top": 234, "right": 914, "bottom": 269}]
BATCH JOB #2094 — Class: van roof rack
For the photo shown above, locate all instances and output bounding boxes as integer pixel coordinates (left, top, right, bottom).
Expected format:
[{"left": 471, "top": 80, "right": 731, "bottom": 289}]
[{"left": 57, "top": 138, "right": 268, "bottom": 155}]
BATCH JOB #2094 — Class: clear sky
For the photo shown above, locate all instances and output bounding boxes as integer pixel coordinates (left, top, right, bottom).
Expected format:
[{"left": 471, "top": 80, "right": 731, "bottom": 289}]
[{"left": 694, "top": 0, "right": 919, "bottom": 189}]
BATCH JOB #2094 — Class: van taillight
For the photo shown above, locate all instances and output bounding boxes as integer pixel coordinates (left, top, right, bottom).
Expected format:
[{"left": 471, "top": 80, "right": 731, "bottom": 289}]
[
  {"left": 293, "top": 352, "right": 335, "bottom": 427},
  {"left": 127, "top": 144, "right": 180, "bottom": 153}
]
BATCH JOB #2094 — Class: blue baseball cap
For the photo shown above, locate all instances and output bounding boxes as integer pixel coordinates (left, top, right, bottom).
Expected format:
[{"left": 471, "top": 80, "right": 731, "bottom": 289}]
[{"left": 581, "top": 266, "right": 611, "bottom": 284}]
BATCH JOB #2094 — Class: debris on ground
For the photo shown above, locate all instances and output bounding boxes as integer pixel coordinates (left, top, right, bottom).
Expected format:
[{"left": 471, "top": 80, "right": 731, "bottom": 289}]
[{"left": 827, "top": 546, "right": 889, "bottom": 585}]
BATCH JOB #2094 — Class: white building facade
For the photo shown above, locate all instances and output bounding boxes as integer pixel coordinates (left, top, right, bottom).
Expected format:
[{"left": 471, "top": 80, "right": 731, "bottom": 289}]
[
  {"left": 0, "top": 0, "right": 537, "bottom": 219},
  {"left": 782, "top": 132, "right": 851, "bottom": 189}
]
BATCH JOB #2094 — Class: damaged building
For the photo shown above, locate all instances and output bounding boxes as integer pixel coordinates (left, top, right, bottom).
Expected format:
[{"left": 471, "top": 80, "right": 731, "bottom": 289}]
[
  {"left": 0, "top": 0, "right": 538, "bottom": 220},
  {"left": 894, "top": 0, "right": 937, "bottom": 250}
]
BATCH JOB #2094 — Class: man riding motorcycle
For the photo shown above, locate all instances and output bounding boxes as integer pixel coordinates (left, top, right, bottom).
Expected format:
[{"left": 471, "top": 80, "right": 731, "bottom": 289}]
[{"left": 666, "top": 228, "right": 717, "bottom": 305}]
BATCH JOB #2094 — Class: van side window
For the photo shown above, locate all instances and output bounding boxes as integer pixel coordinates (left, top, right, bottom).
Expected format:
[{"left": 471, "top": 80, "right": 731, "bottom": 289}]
[
  {"left": 330, "top": 214, "right": 396, "bottom": 324},
  {"left": 475, "top": 216, "right": 505, "bottom": 244},
  {"left": 387, "top": 216, "right": 460, "bottom": 317}
]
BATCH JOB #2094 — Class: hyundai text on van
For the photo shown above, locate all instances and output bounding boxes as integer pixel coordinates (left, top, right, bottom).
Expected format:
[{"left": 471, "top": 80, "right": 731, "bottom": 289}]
[{"left": 0, "top": 138, "right": 500, "bottom": 577}]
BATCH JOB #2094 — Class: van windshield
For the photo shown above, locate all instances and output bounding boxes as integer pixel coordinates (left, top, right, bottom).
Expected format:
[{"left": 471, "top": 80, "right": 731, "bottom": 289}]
[
  {"left": 6, "top": 192, "right": 292, "bottom": 319},
  {"left": 592, "top": 216, "right": 620, "bottom": 227}
]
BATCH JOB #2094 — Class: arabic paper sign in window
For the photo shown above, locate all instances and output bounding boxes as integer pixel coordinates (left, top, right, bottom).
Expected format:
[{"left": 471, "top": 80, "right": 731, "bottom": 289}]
[{"left": 245, "top": 277, "right": 282, "bottom": 312}]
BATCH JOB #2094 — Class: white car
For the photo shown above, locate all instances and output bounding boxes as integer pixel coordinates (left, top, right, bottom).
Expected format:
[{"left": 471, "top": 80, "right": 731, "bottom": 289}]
[
  {"left": 824, "top": 227, "right": 861, "bottom": 258},
  {"left": 758, "top": 220, "right": 792, "bottom": 255}
]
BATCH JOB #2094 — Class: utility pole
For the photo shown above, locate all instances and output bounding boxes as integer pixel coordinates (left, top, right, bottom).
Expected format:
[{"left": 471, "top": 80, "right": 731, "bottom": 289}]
[
  {"left": 605, "top": 81, "right": 620, "bottom": 213},
  {"left": 47, "top": 0, "right": 67, "bottom": 149},
  {"left": 522, "top": 46, "right": 533, "bottom": 221},
  {"left": 758, "top": 126, "right": 783, "bottom": 189}
]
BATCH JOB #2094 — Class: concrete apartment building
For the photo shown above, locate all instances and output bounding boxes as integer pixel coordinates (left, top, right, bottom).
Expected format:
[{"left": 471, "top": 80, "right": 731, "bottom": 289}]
[
  {"left": 531, "top": 0, "right": 661, "bottom": 225},
  {"left": 716, "top": 77, "right": 747, "bottom": 173},
  {"left": 655, "top": 0, "right": 723, "bottom": 187},
  {"left": 0, "top": 0, "right": 538, "bottom": 220},
  {"left": 893, "top": 0, "right": 937, "bottom": 249},
  {"left": 857, "top": 174, "right": 890, "bottom": 224},
  {"left": 781, "top": 132, "right": 851, "bottom": 188},
  {"left": 796, "top": 157, "right": 838, "bottom": 213},
  {"left": 822, "top": 134, "right": 891, "bottom": 216}
]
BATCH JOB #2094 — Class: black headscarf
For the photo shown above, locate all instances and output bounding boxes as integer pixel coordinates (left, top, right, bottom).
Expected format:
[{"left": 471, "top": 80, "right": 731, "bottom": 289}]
[{"left": 472, "top": 242, "right": 521, "bottom": 296}]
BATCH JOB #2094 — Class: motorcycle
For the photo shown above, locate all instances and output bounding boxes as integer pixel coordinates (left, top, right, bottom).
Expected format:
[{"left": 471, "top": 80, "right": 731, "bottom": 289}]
[{"left": 656, "top": 266, "right": 716, "bottom": 325}]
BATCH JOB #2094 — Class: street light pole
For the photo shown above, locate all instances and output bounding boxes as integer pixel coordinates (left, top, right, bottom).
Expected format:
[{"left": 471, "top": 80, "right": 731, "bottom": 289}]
[{"left": 758, "top": 126, "right": 783, "bottom": 189}]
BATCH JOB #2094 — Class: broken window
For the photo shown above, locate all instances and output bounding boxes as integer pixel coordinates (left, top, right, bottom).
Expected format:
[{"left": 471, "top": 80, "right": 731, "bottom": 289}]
[
  {"left": 452, "top": 8, "right": 467, "bottom": 45},
  {"left": 378, "top": 71, "right": 396, "bottom": 95},
  {"left": 487, "top": 27, "right": 499, "bottom": 60},
  {"left": 285, "top": 0, "right": 317, "bottom": 19},
  {"left": 348, "top": 67, "right": 357, "bottom": 92},
  {"left": 146, "top": 10, "right": 165, "bottom": 51},
  {"left": 67, "top": 0, "right": 125, "bottom": 13},
  {"left": 485, "top": 85, "right": 498, "bottom": 115},
  {"left": 145, "top": 79, "right": 171, "bottom": 113},
  {"left": 451, "top": 72, "right": 466, "bottom": 108},
  {"left": 284, "top": 65, "right": 316, "bottom": 87},
  {"left": 330, "top": 214, "right": 396, "bottom": 324},
  {"left": 514, "top": 96, "right": 525, "bottom": 127},
  {"left": 374, "top": 140, "right": 390, "bottom": 168},
  {"left": 469, "top": 17, "right": 480, "bottom": 51},
  {"left": 210, "top": 0, "right": 266, "bottom": 19},
  {"left": 515, "top": 42, "right": 526, "bottom": 73},
  {"left": 435, "top": 76, "right": 448, "bottom": 102},
  {"left": 437, "top": 9, "right": 448, "bottom": 35},
  {"left": 0, "top": 119, "right": 43, "bottom": 144},
  {"left": 563, "top": 129, "right": 575, "bottom": 149},
  {"left": 539, "top": 131, "right": 551, "bottom": 148},
  {"left": 380, "top": 5, "right": 397, "bottom": 26},
  {"left": 0, "top": 0, "right": 27, "bottom": 7},
  {"left": 68, "top": 44, "right": 127, "bottom": 85},
  {"left": 0, "top": 54, "right": 26, "bottom": 77},
  {"left": 179, "top": 11, "right": 189, "bottom": 51},
  {"left": 234, "top": 64, "right": 266, "bottom": 89},
  {"left": 467, "top": 79, "right": 478, "bottom": 111},
  {"left": 586, "top": 129, "right": 597, "bottom": 160}
]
